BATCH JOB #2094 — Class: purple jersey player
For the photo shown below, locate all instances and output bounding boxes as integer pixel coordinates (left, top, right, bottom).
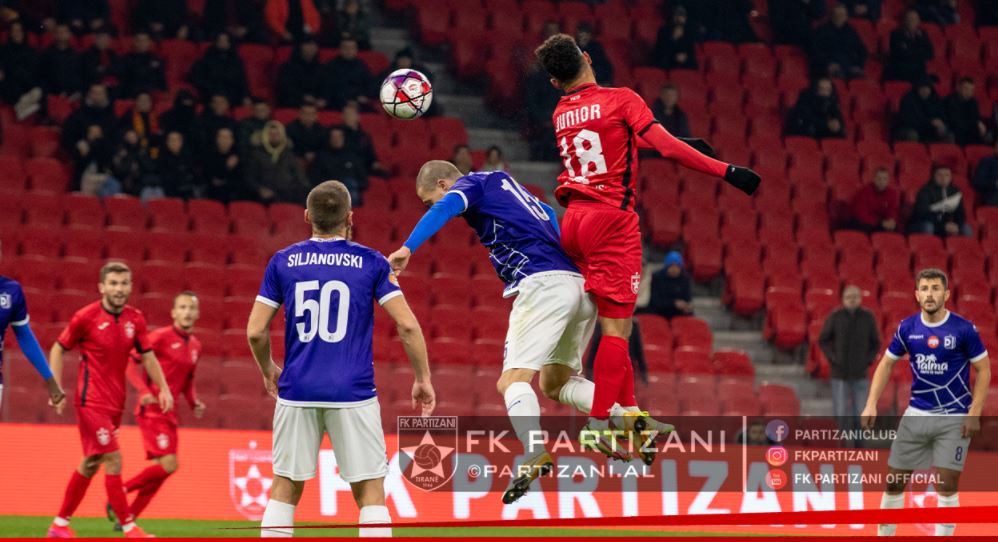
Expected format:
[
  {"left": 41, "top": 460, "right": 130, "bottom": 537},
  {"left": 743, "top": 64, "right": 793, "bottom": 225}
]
[{"left": 247, "top": 181, "right": 434, "bottom": 538}]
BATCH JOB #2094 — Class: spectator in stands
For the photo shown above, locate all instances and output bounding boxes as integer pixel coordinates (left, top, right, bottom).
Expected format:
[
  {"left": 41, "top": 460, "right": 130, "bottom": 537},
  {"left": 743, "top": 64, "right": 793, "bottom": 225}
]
[
  {"left": 810, "top": 4, "right": 867, "bottom": 80},
  {"left": 338, "top": 101, "right": 386, "bottom": 176},
  {"left": 246, "top": 120, "right": 310, "bottom": 203},
  {"left": 72, "top": 123, "right": 114, "bottom": 193},
  {"left": 0, "top": 21, "right": 42, "bottom": 119},
  {"left": 61, "top": 83, "right": 115, "bottom": 153},
  {"left": 188, "top": 32, "right": 249, "bottom": 106},
  {"left": 972, "top": 140, "right": 998, "bottom": 206},
  {"left": 265, "top": 0, "right": 321, "bottom": 42},
  {"left": 884, "top": 9, "right": 934, "bottom": 83},
  {"left": 81, "top": 26, "right": 119, "bottom": 88},
  {"left": 684, "top": 0, "right": 757, "bottom": 43},
  {"left": 111, "top": 130, "right": 152, "bottom": 196},
  {"left": 481, "top": 146, "right": 508, "bottom": 172},
  {"left": 525, "top": 63, "right": 561, "bottom": 161},
  {"left": 333, "top": 0, "right": 371, "bottom": 50},
  {"left": 238, "top": 97, "right": 272, "bottom": 152},
  {"left": 312, "top": 127, "right": 367, "bottom": 204},
  {"left": 893, "top": 78, "right": 953, "bottom": 143},
  {"left": 839, "top": 0, "right": 882, "bottom": 19},
  {"left": 652, "top": 5, "right": 698, "bottom": 70},
  {"left": 276, "top": 37, "right": 326, "bottom": 108},
  {"left": 160, "top": 89, "right": 203, "bottom": 156},
  {"left": 117, "top": 91, "right": 160, "bottom": 151},
  {"left": 944, "top": 77, "right": 989, "bottom": 146},
  {"left": 818, "top": 285, "right": 880, "bottom": 446},
  {"left": 56, "top": 0, "right": 110, "bottom": 35},
  {"left": 203, "top": 0, "right": 269, "bottom": 43},
  {"left": 132, "top": 0, "right": 190, "bottom": 40},
  {"left": 786, "top": 77, "right": 847, "bottom": 139},
  {"left": 203, "top": 127, "right": 243, "bottom": 202},
  {"left": 651, "top": 84, "right": 691, "bottom": 138},
  {"left": 848, "top": 167, "right": 901, "bottom": 232},
  {"left": 452, "top": 144, "right": 474, "bottom": 175},
  {"left": 979, "top": 0, "right": 998, "bottom": 25},
  {"left": 321, "top": 36, "right": 372, "bottom": 110},
  {"left": 910, "top": 165, "right": 972, "bottom": 237},
  {"left": 116, "top": 31, "right": 166, "bottom": 97},
  {"left": 286, "top": 103, "right": 326, "bottom": 162},
  {"left": 916, "top": 0, "right": 959, "bottom": 25},
  {"left": 735, "top": 420, "right": 776, "bottom": 445},
  {"left": 575, "top": 23, "right": 613, "bottom": 85},
  {"left": 200, "top": 93, "right": 239, "bottom": 150},
  {"left": 157, "top": 131, "right": 202, "bottom": 199},
  {"left": 39, "top": 24, "right": 83, "bottom": 97},
  {"left": 639, "top": 251, "right": 693, "bottom": 320},
  {"left": 769, "top": 0, "right": 826, "bottom": 47}
]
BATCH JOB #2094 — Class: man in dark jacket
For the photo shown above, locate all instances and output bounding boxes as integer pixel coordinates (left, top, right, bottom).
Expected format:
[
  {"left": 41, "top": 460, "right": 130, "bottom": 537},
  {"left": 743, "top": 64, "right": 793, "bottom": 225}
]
[
  {"left": 39, "top": 24, "right": 84, "bottom": 97},
  {"left": 893, "top": 79, "right": 952, "bottom": 143},
  {"left": 61, "top": 83, "right": 116, "bottom": 153},
  {"left": 818, "top": 285, "right": 880, "bottom": 445},
  {"left": 810, "top": 3, "right": 867, "bottom": 79},
  {"left": 641, "top": 251, "right": 693, "bottom": 320},
  {"left": 81, "top": 26, "right": 119, "bottom": 88},
  {"left": 651, "top": 84, "right": 691, "bottom": 138},
  {"left": 769, "top": 0, "right": 826, "bottom": 47},
  {"left": 786, "top": 77, "right": 846, "bottom": 139},
  {"left": 116, "top": 31, "right": 166, "bottom": 97},
  {"left": 200, "top": 93, "right": 239, "bottom": 151},
  {"left": 188, "top": 32, "right": 249, "bottom": 105},
  {"left": 884, "top": 9, "right": 934, "bottom": 82},
  {"left": 972, "top": 140, "right": 998, "bottom": 206},
  {"left": 312, "top": 127, "right": 367, "bottom": 204},
  {"left": 576, "top": 24, "right": 612, "bottom": 85},
  {"left": 275, "top": 37, "right": 325, "bottom": 108},
  {"left": 320, "top": 36, "right": 372, "bottom": 110},
  {"left": 652, "top": 5, "right": 698, "bottom": 70},
  {"left": 944, "top": 77, "right": 988, "bottom": 146},
  {"left": 910, "top": 165, "right": 972, "bottom": 237},
  {"left": 285, "top": 103, "right": 326, "bottom": 161}
]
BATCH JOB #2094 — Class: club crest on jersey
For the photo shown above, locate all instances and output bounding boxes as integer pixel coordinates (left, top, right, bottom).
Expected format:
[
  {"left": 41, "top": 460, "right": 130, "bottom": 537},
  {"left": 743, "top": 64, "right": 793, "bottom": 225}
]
[
  {"left": 229, "top": 441, "right": 273, "bottom": 520},
  {"left": 398, "top": 416, "right": 458, "bottom": 491},
  {"left": 191, "top": 350, "right": 199, "bottom": 363},
  {"left": 124, "top": 321, "right": 136, "bottom": 339},
  {"left": 156, "top": 432, "right": 170, "bottom": 449},
  {"left": 944, "top": 335, "right": 957, "bottom": 350},
  {"left": 631, "top": 273, "right": 641, "bottom": 294},
  {"left": 96, "top": 427, "right": 111, "bottom": 446},
  {"left": 0, "top": 293, "right": 10, "bottom": 309},
  {"left": 928, "top": 336, "right": 940, "bottom": 348}
]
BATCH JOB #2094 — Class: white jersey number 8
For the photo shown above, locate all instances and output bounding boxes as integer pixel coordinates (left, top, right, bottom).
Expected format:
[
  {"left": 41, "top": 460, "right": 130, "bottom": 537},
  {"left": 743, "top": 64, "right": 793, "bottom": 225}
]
[
  {"left": 560, "top": 129, "right": 608, "bottom": 179},
  {"left": 295, "top": 280, "right": 350, "bottom": 343}
]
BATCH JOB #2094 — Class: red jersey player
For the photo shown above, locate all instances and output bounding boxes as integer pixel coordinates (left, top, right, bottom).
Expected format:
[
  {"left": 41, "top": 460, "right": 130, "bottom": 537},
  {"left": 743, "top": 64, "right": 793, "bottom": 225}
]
[
  {"left": 47, "top": 262, "right": 173, "bottom": 539},
  {"left": 534, "top": 34, "right": 761, "bottom": 447},
  {"left": 103, "top": 291, "right": 206, "bottom": 530}
]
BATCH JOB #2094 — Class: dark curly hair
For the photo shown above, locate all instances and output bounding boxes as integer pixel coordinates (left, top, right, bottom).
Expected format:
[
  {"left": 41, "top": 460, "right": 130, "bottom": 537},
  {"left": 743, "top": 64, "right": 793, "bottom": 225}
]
[{"left": 534, "top": 33, "right": 584, "bottom": 85}]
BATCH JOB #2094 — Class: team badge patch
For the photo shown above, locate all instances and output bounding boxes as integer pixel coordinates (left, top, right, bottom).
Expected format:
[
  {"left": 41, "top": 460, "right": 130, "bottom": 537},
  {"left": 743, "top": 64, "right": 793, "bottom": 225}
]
[
  {"left": 631, "top": 273, "right": 641, "bottom": 294},
  {"left": 944, "top": 335, "right": 957, "bottom": 350},
  {"left": 124, "top": 321, "right": 136, "bottom": 339},
  {"left": 96, "top": 427, "right": 111, "bottom": 446},
  {"left": 928, "top": 336, "right": 939, "bottom": 349},
  {"left": 0, "top": 293, "right": 10, "bottom": 309},
  {"left": 156, "top": 432, "right": 170, "bottom": 450}
]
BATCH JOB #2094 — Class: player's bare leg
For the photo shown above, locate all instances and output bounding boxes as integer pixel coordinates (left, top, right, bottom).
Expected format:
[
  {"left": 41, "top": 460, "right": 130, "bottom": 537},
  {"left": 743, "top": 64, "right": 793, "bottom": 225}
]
[
  {"left": 49, "top": 455, "right": 102, "bottom": 537},
  {"left": 878, "top": 467, "right": 912, "bottom": 536},
  {"left": 261, "top": 476, "right": 304, "bottom": 537},
  {"left": 110, "top": 455, "right": 178, "bottom": 530},
  {"left": 934, "top": 467, "right": 962, "bottom": 536},
  {"left": 497, "top": 368, "right": 555, "bottom": 503},
  {"left": 350, "top": 478, "right": 391, "bottom": 537}
]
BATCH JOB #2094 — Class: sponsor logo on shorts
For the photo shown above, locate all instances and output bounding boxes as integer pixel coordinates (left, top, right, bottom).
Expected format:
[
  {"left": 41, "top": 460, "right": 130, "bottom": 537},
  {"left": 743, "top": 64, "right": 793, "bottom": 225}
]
[
  {"left": 398, "top": 416, "right": 458, "bottom": 491},
  {"left": 914, "top": 353, "right": 948, "bottom": 375},
  {"left": 229, "top": 441, "right": 273, "bottom": 520},
  {"left": 96, "top": 427, "right": 111, "bottom": 446},
  {"left": 156, "top": 432, "right": 170, "bottom": 450},
  {"left": 631, "top": 273, "right": 640, "bottom": 294},
  {"left": 928, "top": 336, "right": 939, "bottom": 348}
]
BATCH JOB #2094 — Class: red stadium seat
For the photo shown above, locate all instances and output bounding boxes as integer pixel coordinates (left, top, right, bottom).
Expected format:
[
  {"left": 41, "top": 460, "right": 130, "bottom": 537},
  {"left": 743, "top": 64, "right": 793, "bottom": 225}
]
[
  {"left": 724, "top": 270, "right": 765, "bottom": 317},
  {"left": 65, "top": 194, "right": 106, "bottom": 230},
  {"left": 758, "top": 383, "right": 801, "bottom": 416},
  {"left": 671, "top": 317, "right": 712, "bottom": 350},
  {"left": 147, "top": 198, "right": 189, "bottom": 231},
  {"left": 104, "top": 196, "right": 148, "bottom": 230},
  {"left": 713, "top": 349, "right": 754, "bottom": 377},
  {"left": 145, "top": 231, "right": 192, "bottom": 263}
]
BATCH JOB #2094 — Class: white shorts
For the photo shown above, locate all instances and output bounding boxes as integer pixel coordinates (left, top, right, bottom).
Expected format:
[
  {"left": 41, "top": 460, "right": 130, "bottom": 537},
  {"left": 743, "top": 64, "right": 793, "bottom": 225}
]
[
  {"left": 888, "top": 407, "right": 970, "bottom": 472},
  {"left": 272, "top": 398, "right": 389, "bottom": 483},
  {"left": 503, "top": 271, "right": 597, "bottom": 373}
]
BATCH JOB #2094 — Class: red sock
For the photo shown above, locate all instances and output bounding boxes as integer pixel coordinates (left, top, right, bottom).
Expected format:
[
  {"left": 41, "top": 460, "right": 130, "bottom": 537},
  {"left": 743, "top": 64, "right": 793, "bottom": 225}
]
[
  {"left": 105, "top": 474, "right": 135, "bottom": 525},
  {"left": 57, "top": 471, "right": 93, "bottom": 519},
  {"left": 125, "top": 464, "right": 170, "bottom": 493},
  {"left": 130, "top": 478, "right": 167, "bottom": 517},
  {"left": 617, "top": 355, "right": 637, "bottom": 408},
  {"left": 589, "top": 336, "right": 629, "bottom": 419}
]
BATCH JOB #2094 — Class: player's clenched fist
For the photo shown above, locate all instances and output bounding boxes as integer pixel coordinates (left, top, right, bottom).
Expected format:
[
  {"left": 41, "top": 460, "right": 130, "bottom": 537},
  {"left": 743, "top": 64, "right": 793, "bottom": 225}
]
[
  {"left": 860, "top": 405, "right": 876, "bottom": 429},
  {"left": 193, "top": 399, "right": 207, "bottom": 419},
  {"left": 158, "top": 388, "right": 174, "bottom": 413},
  {"left": 963, "top": 415, "right": 980, "bottom": 438},
  {"left": 412, "top": 379, "right": 436, "bottom": 417},
  {"left": 387, "top": 246, "right": 412, "bottom": 276},
  {"left": 261, "top": 360, "right": 282, "bottom": 400}
]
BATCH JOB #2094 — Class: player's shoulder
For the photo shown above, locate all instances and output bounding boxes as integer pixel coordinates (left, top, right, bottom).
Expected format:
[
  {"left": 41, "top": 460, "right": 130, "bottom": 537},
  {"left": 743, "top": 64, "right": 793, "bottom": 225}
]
[
  {"left": 147, "top": 325, "right": 173, "bottom": 341},
  {"left": 73, "top": 300, "right": 105, "bottom": 319},
  {"left": 0, "top": 275, "right": 24, "bottom": 293},
  {"left": 121, "top": 304, "right": 147, "bottom": 321},
  {"left": 945, "top": 311, "right": 979, "bottom": 332},
  {"left": 337, "top": 239, "right": 391, "bottom": 264}
]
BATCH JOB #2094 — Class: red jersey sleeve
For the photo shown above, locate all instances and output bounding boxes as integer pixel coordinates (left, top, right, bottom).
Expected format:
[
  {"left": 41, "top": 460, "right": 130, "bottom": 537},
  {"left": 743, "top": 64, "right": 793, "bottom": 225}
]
[
  {"left": 133, "top": 313, "right": 152, "bottom": 353},
  {"left": 57, "top": 311, "right": 88, "bottom": 350},
  {"left": 125, "top": 360, "right": 154, "bottom": 398},
  {"left": 618, "top": 88, "right": 658, "bottom": 136}
]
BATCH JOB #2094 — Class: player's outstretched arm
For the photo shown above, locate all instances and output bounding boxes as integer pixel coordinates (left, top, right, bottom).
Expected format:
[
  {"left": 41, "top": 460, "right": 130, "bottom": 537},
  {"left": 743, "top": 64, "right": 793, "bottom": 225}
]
[
  {"left": 140, "top": 351, "right": 174, "bottom": 413},
  {"left": 247, "top": 301, "right": 282, "bottom": 399},
  {"left": 641, "top": 122, "right": 761, "bottom": 195},
  {"left": 965, "top": 357, "right": 991, "bottom": 437},
  {"left": 125, "top": 356, "right": 155, "bottom": 404},
  {"left": 382, "top": 295, "right": 435, "bottom": 416},
  {"left": 861, "top": 353, "right": 898, "bottom": 429},
  {"left": 389, "top": 192, "right": 466, "bottom": 275},
  {"left": 47, "top": 342, "right": 68, "bottom": 414},
  {"left": 12, "top": 323, "right": 63, "bottom": 404}
]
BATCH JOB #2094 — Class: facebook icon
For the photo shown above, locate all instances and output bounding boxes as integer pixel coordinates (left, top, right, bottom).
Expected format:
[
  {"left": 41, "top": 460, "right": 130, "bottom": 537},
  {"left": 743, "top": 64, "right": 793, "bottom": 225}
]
[{"left": 766, "top": 420, "right": 789, "bottom": 443}]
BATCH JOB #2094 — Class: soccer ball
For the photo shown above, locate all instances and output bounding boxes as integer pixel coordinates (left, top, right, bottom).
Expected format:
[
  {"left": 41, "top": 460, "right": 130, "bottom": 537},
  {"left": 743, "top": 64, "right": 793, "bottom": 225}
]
[{"left": 379, "top": 69, "right": 433, "bottom": 120}]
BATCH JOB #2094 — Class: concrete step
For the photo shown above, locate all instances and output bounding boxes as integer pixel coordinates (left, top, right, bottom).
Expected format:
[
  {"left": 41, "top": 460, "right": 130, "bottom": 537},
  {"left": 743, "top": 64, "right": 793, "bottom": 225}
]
[
  {"left": 691, "top": 296, "right": 732, "bottom": 331},
  {"left": 467, "top": 128, "right": 530, "bottom": 161},
  {"left": 801, "top": 398, "right": 834, "bottom": 417}
]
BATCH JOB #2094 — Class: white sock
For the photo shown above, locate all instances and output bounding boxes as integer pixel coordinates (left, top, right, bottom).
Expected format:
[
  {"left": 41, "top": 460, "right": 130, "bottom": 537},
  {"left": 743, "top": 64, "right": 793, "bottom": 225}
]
[
  {"left": 261, "top": 499, "right": 295, "bottom": 538},
  {"left": 935, "top": 493, "right": 958, "bottom": 536},
  {"left": 504, "top": 382, "right": 544, "bottom": 455},
  {"left": 121, "top": 522, "right": 136, "bottom": 533},
  {"left": 359, "top": 505, "right": 392, "bottom": 538},
  {"left": 878, "top": 492, "right": 904, "bottom": 536},
  {"left": 557, "top": 376, "right": 594, "bottom": 413},
  {"left": 53, "top": 517, "right": 70, "bottom": 527}
]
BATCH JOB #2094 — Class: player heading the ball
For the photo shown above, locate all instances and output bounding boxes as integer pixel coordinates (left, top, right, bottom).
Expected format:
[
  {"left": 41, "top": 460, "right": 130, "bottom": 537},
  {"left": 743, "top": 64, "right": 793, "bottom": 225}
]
[
  {"left": 248, "top": 180, "right": 435, "bottom": 538},
  {"left": 862, "top": 268, "right": 991, "bottom": 537}
]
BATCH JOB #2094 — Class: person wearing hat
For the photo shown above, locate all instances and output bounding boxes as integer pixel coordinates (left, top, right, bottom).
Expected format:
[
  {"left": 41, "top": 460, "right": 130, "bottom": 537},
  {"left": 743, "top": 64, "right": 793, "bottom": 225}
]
[{"left": 641, "top": 251, "right": 693, "bottom": 320}]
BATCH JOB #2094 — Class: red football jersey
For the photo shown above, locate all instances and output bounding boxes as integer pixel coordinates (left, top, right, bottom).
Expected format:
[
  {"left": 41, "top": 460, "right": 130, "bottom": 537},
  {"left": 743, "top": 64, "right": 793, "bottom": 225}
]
[
  {"left": 128, "top": 325, "right": 201, "bottom": 420},
  {"left": 552, "top": 83, "right": 657, "bottom": 212},
  {"left": 57, "top": 301, "right": 152, "bottom": 412}
]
